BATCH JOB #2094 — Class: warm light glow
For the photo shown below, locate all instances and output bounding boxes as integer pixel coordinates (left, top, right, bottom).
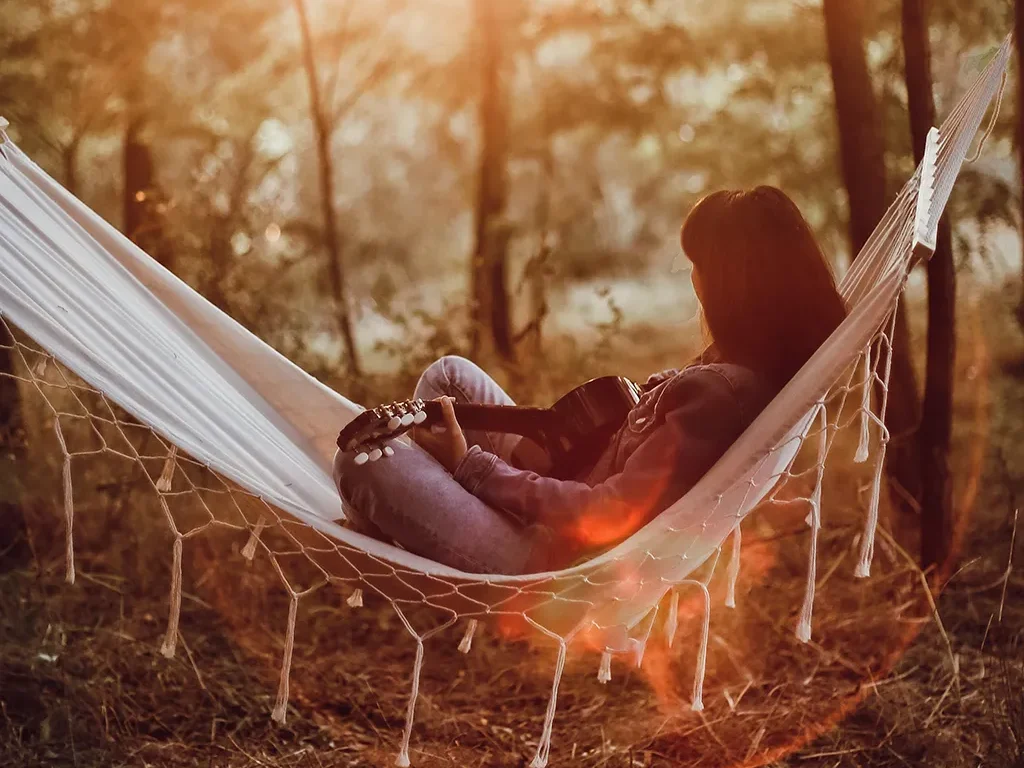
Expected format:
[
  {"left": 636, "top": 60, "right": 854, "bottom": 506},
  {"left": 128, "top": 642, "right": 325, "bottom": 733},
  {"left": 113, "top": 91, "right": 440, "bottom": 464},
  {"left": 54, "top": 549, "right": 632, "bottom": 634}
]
[
  {"left": 265, "top": 223, "right": 282, "bottom": 243},
  {"left": 134, "top": 191, "right": 146, "bottom": 202}
]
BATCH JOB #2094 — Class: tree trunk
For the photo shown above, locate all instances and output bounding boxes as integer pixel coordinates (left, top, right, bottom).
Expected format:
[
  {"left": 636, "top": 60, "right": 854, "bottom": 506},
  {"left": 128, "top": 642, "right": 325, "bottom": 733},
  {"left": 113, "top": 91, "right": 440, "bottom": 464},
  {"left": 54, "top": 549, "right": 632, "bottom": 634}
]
[
  {"left": 902, "top": 0, "right": 956, "bottom": 572},
  {"left": 123, "top": 117, "right": 173, "bottom": 271},
  {"left": 469, "top": 0, "right": 515, "bottom": 363},
  {"left": 1017, "top": 0, "right": 1024, "bottom": 335},
  {"left": 124, "top": 117, "right": 155, "bottom": 242},
  {"left": 0, "top": 323, "right": 30, "bottom": 571},
  {"left": 823, "top": 0, "right": 923, "bottom": 518},
  {"left": 293, "top": 0, "right": 362, "bottom": 377}
]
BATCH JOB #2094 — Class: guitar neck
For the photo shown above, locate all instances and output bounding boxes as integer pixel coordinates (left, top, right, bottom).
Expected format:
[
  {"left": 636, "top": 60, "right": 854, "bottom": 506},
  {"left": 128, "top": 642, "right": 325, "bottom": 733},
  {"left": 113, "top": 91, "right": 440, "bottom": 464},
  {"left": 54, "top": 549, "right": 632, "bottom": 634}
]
[{"left": 435, "top": 402, "right": 562, "bottom": 440}]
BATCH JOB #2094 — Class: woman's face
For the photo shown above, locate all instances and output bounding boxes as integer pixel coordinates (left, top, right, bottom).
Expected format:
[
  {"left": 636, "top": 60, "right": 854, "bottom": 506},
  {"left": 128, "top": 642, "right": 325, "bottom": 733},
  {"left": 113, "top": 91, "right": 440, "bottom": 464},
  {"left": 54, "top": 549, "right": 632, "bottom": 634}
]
[
  {"left": 690, "top": 264, "right": 704, "bottom": 304},
  {"left": 680, "top": 226, "right": 704, "bottom": 304}
]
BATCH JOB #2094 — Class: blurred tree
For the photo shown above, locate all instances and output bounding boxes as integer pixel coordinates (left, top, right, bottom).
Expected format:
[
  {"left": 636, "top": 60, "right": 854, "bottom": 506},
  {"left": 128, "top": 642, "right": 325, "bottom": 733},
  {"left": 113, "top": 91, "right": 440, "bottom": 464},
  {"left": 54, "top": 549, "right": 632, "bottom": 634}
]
[
  {"left": 123, "top": 116, "right": 173, "bottom": 269},
  {"left": 292, "top": 0, "right": 361, "bottom": 376},
  {"left": 901, "top": 0, "right": 958, "bottom": 572},
  {"left": 823, "top": 0, "right": 923, "bottom": 520},
  {"left": 1018, "top": 0, "right": 1024, "bottom": 336},
  {"left": 470, "top": 0, "right": 517, "bottom": 363},
  {"left": 0, "top": 326, "right": 30, "bottom": 571}
]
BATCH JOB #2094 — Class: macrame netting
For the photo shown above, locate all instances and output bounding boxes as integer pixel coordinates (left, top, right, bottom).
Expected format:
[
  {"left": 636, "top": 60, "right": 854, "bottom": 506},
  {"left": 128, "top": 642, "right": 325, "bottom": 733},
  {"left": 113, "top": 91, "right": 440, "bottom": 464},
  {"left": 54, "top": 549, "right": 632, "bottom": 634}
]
[{"left": 0, "top": 38, "right": 1011, "bottom": 767}]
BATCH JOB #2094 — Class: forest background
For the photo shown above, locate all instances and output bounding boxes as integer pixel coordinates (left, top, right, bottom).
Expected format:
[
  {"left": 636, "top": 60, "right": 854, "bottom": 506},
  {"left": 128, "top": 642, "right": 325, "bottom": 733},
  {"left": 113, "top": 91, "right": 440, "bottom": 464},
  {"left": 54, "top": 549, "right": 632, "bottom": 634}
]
[{"left": 1, "top": 1, "right": 1023, "bottom": 766}]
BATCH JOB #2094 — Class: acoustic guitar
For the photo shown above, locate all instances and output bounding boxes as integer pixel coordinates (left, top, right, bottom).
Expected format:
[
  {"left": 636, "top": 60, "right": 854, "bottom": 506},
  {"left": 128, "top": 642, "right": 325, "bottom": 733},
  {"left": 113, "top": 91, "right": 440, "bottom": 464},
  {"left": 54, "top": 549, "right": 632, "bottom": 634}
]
[{"left": 336, "top": 376, "right": 643, "bottom": 480}]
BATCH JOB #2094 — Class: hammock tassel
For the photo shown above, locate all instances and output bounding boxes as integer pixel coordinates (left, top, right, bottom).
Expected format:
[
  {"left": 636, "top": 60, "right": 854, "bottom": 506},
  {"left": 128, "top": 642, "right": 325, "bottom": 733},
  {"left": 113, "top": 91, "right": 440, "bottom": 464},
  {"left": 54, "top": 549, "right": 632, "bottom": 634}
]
[
  {"left": 597, "top": 650, "right": 612, "bottom": 684},
  {"left": 241, "top": 515, "right": 267, "bottom": 561},
  {"left": 458, "top": 619, "right": 478, "bottom": 654},
  {"left": 855, "top": 348, "right": 872, "bottom": 464},
  {"left": 160, "top": 536, "right": 184, "bottom": 659},
  {"left": 797, "top": 405, "right": 828, "bottom": 643},
  {"left": 347, "top": 588, "right": 364, "bottom": 608},
  {"left": 271, "top": 593, "right": 299, "bottom": 725},
  {"left": 61, "top": 452, "right": 75, "bottom": 585},
  {"left": 395, "top": 639, "right": 425, "bottom": 768},
  {"left": 691, "top": 582, "right": 710, "bottom": 712},
  {"left": 797, "top": 497, "right": 822, "bottom": 643},
  {"left": 530, "top": 640, "right": 568, "bottom": 768},
  {"left": 155, "top": 446, "right": 177, "bottom": 492},
  {"left": 631, "top": 637, "right": 647, "bottom": 668},
  {"left": 725, "top": 524, "right": 742, "bottom": 608},
  {"left": 665, "top": 589, "right": 679, "bottom": 648},
  {"left": 856, "top": 446, "right": 886, "bottom": 578}
]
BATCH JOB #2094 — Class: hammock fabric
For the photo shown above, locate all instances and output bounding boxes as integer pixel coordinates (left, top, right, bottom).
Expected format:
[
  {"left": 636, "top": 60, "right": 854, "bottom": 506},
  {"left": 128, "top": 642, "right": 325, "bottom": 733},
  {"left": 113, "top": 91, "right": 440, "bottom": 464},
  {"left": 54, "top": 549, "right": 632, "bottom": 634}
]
[{"left": 0, "top": 37, "right": 1011, "bottom": 767}]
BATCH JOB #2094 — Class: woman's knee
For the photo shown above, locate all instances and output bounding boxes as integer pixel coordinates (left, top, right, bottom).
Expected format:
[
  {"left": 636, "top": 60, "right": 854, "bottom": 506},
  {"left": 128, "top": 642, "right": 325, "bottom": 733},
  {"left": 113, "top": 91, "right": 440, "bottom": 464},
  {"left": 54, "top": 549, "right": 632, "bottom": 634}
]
[{"left": 415, "top": 355, "right": 477, "bottom": 400}]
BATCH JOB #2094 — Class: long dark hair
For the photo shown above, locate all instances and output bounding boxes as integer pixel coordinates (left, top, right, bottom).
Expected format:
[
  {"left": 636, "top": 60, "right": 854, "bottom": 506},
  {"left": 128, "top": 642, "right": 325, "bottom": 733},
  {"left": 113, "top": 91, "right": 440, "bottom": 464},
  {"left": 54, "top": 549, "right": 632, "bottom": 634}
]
[{"left": 681, "top": 186, "right": 847, "bottom": 388}]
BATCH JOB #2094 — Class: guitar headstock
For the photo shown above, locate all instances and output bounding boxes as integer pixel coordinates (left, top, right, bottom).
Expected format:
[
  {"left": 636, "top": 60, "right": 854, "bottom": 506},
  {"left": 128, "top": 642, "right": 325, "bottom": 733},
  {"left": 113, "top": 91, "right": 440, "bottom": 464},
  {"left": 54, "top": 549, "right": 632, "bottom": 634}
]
[{"left": 336, "top": 398, "right": 434, "bottom": 464}]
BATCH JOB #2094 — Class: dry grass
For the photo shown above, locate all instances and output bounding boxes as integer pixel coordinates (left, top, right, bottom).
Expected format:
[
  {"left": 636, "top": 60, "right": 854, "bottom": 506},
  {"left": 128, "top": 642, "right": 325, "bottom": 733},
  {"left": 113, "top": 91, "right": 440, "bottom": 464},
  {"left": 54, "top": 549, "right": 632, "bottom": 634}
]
[{"left": 1, "top": 281, "right": 1023, "bottom": 768}]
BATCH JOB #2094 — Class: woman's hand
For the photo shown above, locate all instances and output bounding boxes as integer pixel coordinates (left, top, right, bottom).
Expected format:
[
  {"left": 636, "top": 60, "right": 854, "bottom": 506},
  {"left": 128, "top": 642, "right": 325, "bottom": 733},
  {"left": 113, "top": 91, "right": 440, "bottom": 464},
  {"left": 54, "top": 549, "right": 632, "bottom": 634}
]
[{"left": 412, "top": 396, "right": 468, "bottom": 473}]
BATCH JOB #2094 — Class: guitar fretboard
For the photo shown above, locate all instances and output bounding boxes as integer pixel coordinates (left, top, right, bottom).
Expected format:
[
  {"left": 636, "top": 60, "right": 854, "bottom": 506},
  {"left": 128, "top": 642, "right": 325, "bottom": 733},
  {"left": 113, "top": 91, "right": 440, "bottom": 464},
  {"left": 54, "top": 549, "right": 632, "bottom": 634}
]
[{"left": 421, "top": 401, "right": 563, "bottom": 440}]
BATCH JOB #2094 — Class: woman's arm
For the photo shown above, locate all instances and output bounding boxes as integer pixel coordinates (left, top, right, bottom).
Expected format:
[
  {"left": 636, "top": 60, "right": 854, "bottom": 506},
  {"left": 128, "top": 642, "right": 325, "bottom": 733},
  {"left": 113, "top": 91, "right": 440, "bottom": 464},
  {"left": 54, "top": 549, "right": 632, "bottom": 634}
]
[{"left": 453, "top": 368, "right": 751, "bottom": 550}]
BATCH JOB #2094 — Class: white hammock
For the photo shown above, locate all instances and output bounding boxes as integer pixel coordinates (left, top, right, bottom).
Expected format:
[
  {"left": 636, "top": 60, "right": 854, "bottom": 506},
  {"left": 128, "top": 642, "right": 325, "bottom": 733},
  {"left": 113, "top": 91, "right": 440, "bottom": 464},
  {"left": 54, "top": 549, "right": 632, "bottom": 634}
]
[{"left": 0, "top": 36, "right": 1010, "bottom": 767}]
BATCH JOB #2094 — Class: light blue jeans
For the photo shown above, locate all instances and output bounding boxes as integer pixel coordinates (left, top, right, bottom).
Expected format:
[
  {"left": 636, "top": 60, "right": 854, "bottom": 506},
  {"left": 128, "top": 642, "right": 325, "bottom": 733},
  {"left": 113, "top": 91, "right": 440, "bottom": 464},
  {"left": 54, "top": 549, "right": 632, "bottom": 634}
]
[{"left": 333, "top": 356, "right": 550, "bottom": 574}]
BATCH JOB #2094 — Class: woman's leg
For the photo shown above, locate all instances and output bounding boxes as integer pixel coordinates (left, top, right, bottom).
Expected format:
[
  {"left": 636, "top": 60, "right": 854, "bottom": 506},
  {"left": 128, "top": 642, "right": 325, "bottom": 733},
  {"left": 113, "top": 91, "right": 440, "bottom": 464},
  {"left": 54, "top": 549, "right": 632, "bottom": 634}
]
[
  {"left": 333, "top": 443, "right": 545, "bottom": 574},
  {"left": 334, "top": 356, "right": 549, "bottom": 573},
  {"left": 414, "top": 355, "right": 521, "bottom": 462}
]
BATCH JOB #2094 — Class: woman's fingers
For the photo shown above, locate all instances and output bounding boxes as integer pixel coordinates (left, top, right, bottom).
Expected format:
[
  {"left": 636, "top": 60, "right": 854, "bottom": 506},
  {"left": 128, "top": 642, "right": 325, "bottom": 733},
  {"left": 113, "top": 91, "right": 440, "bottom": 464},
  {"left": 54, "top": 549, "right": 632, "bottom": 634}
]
[
  {"left": 409, "top": 397, "right": 467, "bottom": 473},
  {"left": 440, "top": 396, "right": 460, "bottom": 432}
]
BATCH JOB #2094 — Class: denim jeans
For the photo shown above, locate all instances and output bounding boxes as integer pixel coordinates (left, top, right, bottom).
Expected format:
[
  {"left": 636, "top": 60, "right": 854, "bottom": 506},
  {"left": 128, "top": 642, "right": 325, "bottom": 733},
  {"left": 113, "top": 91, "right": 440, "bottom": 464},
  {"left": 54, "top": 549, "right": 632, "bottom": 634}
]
[{"left": 333, "top": 356, "right": 550, "bottom": 574}]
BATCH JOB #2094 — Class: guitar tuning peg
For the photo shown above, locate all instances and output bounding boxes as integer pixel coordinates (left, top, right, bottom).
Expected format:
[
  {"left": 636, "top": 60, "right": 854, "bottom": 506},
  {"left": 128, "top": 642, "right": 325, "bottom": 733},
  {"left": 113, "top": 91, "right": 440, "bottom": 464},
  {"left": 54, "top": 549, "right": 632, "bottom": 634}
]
[
  {"left": 387, "top": 415, "right": 403, "bottom": 431},
  {"left": 368, "top": 447, "right": 384, "bottom": 462},
  {"left": 354, "top": 451, "right": 369, "bottom": 466},
  {"left": 413, "top": 410, "right": 427, "bottom": 424},
  {"left": 400, "top": 412, "right": 416, "bottom": 427},
  {"left": 383, "top": 445, "right": 395, "bottom": 457}
]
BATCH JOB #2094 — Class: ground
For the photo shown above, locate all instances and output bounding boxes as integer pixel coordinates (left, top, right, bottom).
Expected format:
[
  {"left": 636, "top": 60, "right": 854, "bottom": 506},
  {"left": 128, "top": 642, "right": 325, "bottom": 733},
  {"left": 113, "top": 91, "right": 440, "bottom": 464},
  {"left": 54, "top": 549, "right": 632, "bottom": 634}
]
[{"left": 1, "top": 280, "right": 1023, "bottom": 768}]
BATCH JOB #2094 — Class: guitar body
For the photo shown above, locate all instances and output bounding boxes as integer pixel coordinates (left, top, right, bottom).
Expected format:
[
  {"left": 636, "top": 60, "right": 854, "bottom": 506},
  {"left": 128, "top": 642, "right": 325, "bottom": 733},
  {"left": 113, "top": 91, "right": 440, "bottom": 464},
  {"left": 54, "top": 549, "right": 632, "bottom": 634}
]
[
  {"left": 337, "top": 375, "right": 643, "bottom": 479},
  {"left": 527, "top": 376, "right": 644, "bottom": 478}
]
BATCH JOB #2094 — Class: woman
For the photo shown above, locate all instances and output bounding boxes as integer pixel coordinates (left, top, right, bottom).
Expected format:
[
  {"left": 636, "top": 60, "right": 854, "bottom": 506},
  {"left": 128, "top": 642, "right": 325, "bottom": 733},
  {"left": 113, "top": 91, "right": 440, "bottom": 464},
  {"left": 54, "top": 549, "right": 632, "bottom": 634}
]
[{"left": 334, "top": 187, "right": 847, "bottom": 574}]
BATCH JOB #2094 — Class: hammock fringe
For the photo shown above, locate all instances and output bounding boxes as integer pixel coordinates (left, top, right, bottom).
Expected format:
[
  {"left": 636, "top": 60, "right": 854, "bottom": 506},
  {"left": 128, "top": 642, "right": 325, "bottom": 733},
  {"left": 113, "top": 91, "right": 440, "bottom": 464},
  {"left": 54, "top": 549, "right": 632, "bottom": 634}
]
[
  {"left": 665, "top": 590, "right": 679, "bottom": 648},
  {"left": 598, "top": 650, "right": 612, "bottom": 683},
  {"left": 458, "top": 619, "right": 478, "bottom": 654},
  {"left": 241, "top": 515, "right": 267, "bottom": 561},
  {"left": 689, "top": 580, "right": 711, "bottom": 712},
  {"left": 856, "top": 450, "right": 886, "bottom": 579},
  {"left": 854, "top": 347, "right": 872, "bottom": 464},
  {"left": 530, "top": 640, "right": 568, "bottom": 768},
  {"left": 797, "top": 405, "right": 829, "bottom": 643},
  {"left": 61, "top": 451, "right": 75, "bottom": 585},
  {"left": 155, "top": 445, "right": 178, "bottom": 492},
  {"left": 396, "top": 639, "right": 425, "bottom": 767},
  {"left": 160, "top": 536, "right": 184, "bottom": 659},
  {"left": 271, "top": 593, "right": 299, "bottom": 725},
  {"left": 725, "top": 524, "right": 742, "bottom": 608}
]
